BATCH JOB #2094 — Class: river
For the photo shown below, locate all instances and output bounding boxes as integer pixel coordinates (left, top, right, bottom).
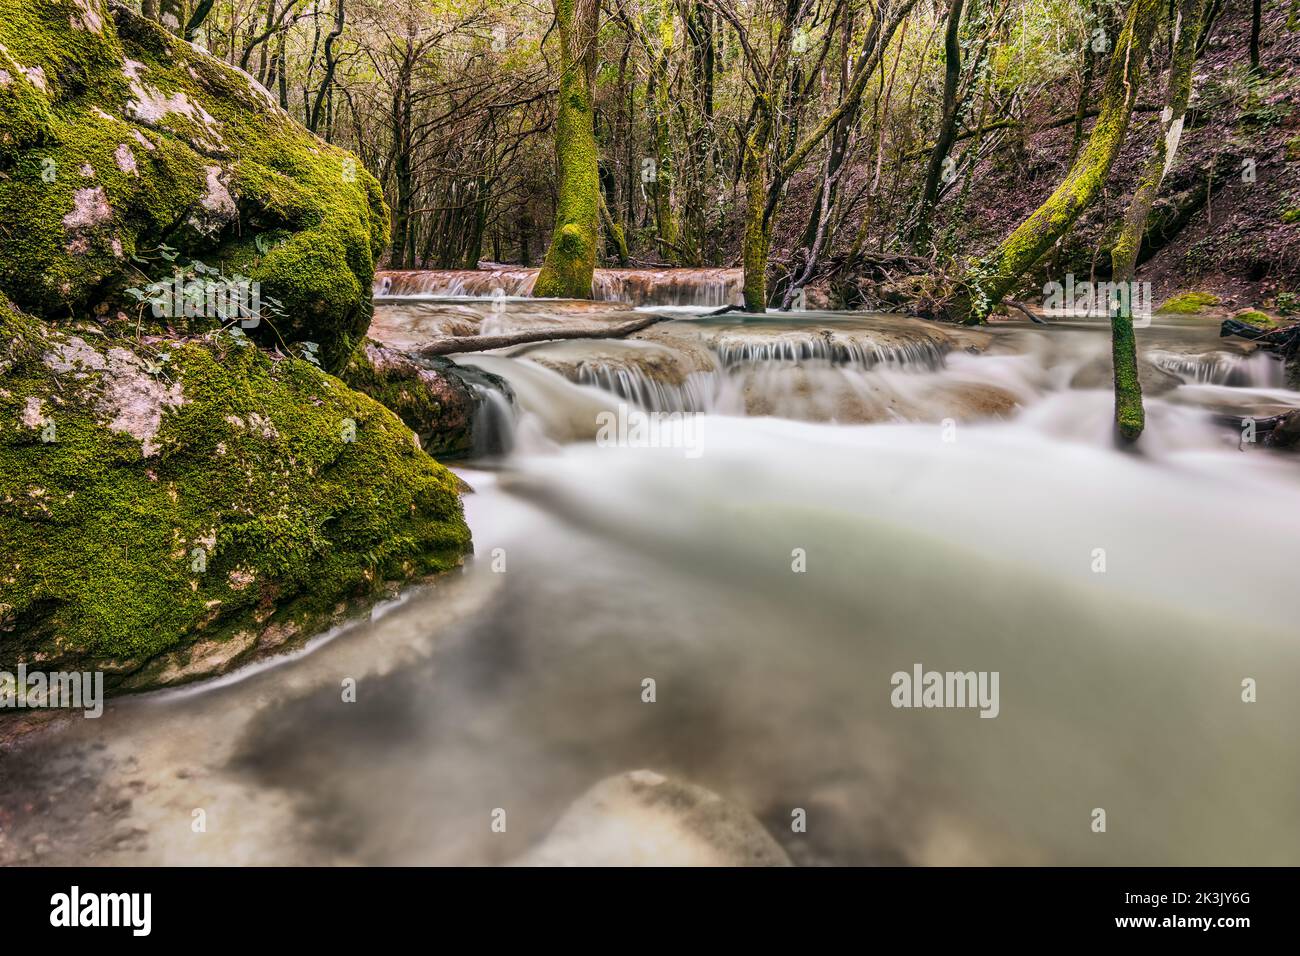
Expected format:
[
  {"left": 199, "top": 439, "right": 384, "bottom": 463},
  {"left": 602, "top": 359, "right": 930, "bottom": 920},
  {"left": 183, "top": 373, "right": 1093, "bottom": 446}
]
[{"left": 2, "top": 269, "right": 1298, "bottom": 866}]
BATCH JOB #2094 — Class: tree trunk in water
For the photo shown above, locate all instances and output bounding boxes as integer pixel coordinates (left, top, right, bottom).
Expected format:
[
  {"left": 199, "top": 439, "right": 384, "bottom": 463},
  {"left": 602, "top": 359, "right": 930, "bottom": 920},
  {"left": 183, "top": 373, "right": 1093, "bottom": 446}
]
[
  {"left": 1109, "top": 0, "right": 1209, "bottom": 441},
  {"left": 535, "top": 0, "right": 602, "bottom": 299},
  {"left": 957, "top": 0, "right": 1164, "bottom": 324}
]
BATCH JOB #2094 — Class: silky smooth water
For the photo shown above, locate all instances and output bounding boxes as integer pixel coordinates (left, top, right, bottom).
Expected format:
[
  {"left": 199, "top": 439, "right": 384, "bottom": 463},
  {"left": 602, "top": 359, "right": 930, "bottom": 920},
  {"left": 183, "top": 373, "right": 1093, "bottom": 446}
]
[{"left": 2, "top": 280, "right": 1297, "bottom": 866}]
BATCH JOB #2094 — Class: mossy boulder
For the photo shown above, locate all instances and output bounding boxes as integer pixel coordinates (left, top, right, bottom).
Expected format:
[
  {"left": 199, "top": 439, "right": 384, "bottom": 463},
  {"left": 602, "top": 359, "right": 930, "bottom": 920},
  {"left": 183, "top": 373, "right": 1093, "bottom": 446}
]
[
  {"left": 0, "top": 298, "right": 470, "bottom": 689},
  {"left": 0, "top": 1, "right": 387, "bottom": 372},
  {"left": 1155, "top": 291, "right": 1221, "bottom": 315}
]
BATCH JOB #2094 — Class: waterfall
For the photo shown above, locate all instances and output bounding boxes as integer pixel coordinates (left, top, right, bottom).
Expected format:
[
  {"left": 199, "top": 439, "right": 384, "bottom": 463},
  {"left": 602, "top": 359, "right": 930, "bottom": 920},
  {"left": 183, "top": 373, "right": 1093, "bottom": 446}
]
[
  {"left": 376, "top": 267, "right": 744, "bottom": 308},
  {"left": 569, "top": 366, "right": 724, "bottom": 413},
  {"left": 710, "top": 332, "right": 949, "bottom": 370},
  {"left": 1147, "top": 349, "right": 1282, "bottom": 388},
  {"left": 469, "top": 384, "right": 516, "bottom": 458},
  {"left": 379, "top": 269, "right": 538, "bottom": 298},
  {"left": 590, "top": 268, "right": 743, "bottom": 307}
]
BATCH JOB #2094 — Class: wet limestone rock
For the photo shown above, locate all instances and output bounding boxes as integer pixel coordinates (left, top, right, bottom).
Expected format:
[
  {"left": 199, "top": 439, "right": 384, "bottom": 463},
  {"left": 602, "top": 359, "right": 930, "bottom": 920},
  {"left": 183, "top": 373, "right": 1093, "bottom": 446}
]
[
  {"left": 0, "top": 298, "right": 470, "bottom": 689},
  {"left": 341, "top": 341, "right": 486, "bottom": 460},
  {"left": 514, "top": 770, "right": 792, "bottom": 866},
  {"left": 0, "top": 0, "right": 387, "bottom": 372}
]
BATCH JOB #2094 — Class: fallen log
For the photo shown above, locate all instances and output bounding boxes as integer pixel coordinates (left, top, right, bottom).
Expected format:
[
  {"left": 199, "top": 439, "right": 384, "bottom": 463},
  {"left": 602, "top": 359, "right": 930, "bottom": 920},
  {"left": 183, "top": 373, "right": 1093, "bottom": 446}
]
[
  {"left": 1219, "top": 318, "right": 1275, "bottom": 341},
  {"left": 1004, "top": 299, "right": 1046, "bottom": 324},
  {"left": 414, "top": 311, "right": 680, "bottom": 357},
  {"left": 1220, "top": 319, "right": 1300, "bottom": 350}
]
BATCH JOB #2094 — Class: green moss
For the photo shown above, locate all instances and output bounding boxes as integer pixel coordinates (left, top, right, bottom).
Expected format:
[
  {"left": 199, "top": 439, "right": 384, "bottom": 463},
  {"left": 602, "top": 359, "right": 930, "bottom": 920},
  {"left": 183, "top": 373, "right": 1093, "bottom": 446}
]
[
  {"left": 0, "top": 306, "right": 470, "bottom": 681},
  {"left": 1287, "top": 137, "right": 1300, "bottom": 162},
  {"left": 1282, "top": 209, "right": 1300, "bottom": 225},
  {"left": 1156, "top": 291, "right": 1221, "bottom": 314},
  {"left": 340, "top": 341, "right": 479, "bottom": 459},
  {"left": 1235, "top": 309, "right": 1276, "bottom": 328}
]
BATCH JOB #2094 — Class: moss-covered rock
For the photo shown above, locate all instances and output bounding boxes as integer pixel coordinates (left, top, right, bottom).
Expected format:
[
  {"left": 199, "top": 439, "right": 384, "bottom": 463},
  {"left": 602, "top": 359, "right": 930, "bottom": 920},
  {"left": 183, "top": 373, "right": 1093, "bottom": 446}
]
[
  {"left": 342, "top": 341, "right": 483, "bottom": 459},
  {"left": 1233, "top": 308, "right": 1276, "bottom": 329},
  {"left": 0, "top": 298, "right": 470, "bottom": 689},
  {"left": 0, "top": 1, "right": 387, "bottom": 372},
  {"left": 1155, "top": 291, "right": 1221, "bottom": 314}
]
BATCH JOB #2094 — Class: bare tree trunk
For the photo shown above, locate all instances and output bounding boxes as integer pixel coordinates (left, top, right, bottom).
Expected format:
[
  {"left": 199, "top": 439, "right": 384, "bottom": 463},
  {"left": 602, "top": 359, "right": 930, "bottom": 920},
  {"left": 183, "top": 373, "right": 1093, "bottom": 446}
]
[
  {"left": 308, "top": 0, "right": 346, "bottom": 133},
  {"left": 416, "top": 311, "right": 677, "bottom": 357},
  {"left": 184, "top": 0, "right": 216, "bottom": 41},
  {"left": 1067, "top": 1, "right": 1098, "bottom": 165},
  {"left": 909, "top": 0, "right": 966, "bottom": 250},
  {"left": 1249, "top": 0, "right": 1262, "bottom": 71}
]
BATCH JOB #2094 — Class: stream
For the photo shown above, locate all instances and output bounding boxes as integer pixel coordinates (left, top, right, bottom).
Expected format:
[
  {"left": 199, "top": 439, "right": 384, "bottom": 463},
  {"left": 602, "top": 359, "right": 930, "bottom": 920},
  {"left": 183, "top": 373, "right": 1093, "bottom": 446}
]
[{"left": 2, "top": 269, "right": 1298, "bottom": 866}]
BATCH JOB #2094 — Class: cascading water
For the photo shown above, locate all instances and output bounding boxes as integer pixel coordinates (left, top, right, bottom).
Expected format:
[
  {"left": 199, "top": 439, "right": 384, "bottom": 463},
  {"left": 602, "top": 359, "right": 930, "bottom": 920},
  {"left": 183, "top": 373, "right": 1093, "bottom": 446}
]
[
  {"left": 1147, "top": 348, "right": 1283, "bottom": 387},
  {"left": 9, "top": 271, "right": 1298, "bottom": 867},
  {"left": 376, "top": 266, "right": 744, "bottom": 307}
]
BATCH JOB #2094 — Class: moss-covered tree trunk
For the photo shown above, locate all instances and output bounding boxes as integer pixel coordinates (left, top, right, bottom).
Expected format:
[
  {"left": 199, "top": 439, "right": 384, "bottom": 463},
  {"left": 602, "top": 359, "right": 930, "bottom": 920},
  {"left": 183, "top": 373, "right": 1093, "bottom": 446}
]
[
  {"left": 957, "top": 0, "right": 1164, "bottom": 324},
  {"left": 535, "top": 0, "right": 602, "bottom": 299},
  {"left": 1109, "top": 0, "right": 1209, "bottom": 441},
  {"left": 741, "top": 139, "right": 771, "bottom": 312}
]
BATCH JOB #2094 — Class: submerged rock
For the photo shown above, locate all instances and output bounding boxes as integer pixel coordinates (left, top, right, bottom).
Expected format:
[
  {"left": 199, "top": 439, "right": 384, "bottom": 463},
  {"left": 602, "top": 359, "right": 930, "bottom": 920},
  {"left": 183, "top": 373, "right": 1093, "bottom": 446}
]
[{"left": 514, "top": 770, "right": 792, "bottom": 866}]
